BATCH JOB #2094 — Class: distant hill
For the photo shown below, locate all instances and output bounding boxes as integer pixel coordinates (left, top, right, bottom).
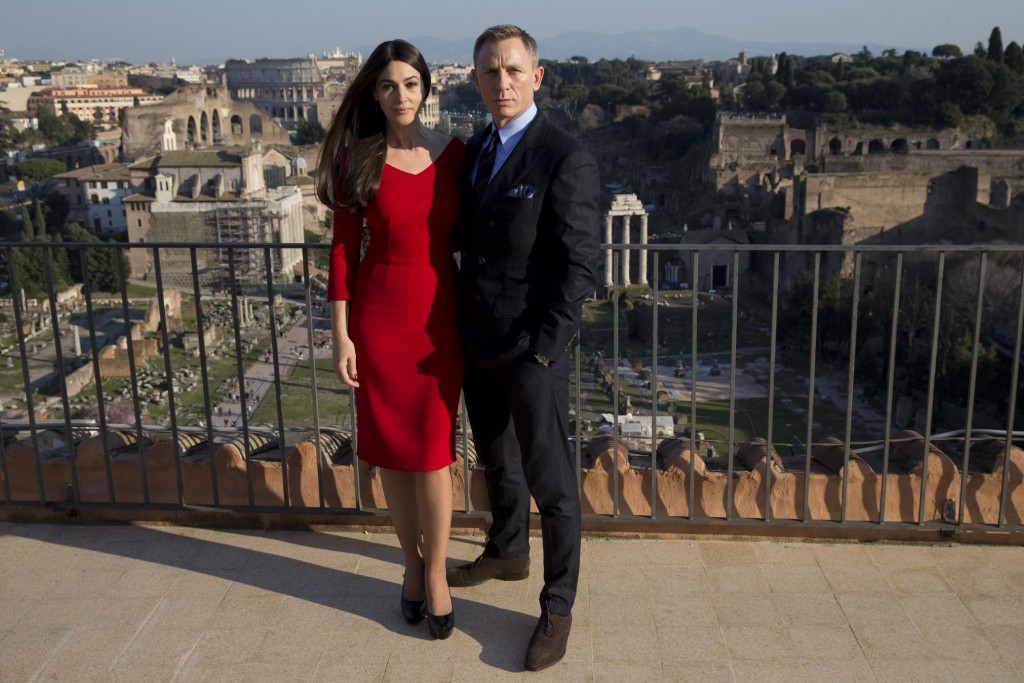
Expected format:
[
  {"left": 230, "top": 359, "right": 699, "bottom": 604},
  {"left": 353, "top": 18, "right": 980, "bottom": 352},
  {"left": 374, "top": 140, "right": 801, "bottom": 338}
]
[{"left": 362, "top": 26, "right": 896, "bottom": 64}]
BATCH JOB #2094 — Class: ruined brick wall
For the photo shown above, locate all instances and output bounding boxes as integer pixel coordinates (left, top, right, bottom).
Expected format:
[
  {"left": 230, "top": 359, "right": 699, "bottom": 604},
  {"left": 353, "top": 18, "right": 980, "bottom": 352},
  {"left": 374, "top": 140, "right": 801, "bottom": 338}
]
[
  {"left": 143, "top": 210, "right": 217, "bottom": 286},
  {"left": 800, "top": 172, "right": 935, "bottom": 235},
  {"left": 122, "top": 85, "right": 291, "bottom": 161}
]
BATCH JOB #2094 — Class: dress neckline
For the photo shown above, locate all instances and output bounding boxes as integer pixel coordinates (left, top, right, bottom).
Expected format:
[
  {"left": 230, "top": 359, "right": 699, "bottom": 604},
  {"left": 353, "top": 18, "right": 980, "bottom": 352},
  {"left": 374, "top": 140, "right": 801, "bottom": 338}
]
[{"left": 384, "top": 138, "right": 458, "bottom": 177}]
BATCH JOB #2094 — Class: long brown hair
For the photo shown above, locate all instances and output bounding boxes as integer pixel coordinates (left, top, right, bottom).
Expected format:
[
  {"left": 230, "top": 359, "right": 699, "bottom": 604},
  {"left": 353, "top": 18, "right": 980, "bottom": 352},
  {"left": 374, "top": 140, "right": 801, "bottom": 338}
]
[{"left": 315, "top": 39, "right": 432, "bottom": 212}]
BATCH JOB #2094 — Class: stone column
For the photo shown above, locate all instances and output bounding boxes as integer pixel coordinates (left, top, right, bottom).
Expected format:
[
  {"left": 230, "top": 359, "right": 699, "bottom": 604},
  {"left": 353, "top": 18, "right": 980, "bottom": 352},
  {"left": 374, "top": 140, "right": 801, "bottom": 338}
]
[
  {"left": 638, "top": 213, "right": 649, "bottom": 286},
  {"left": 73, "top": 325, "right": 82, "bottom": 356},
  {"left": 604, "top": 214, "right": 614, "bottom": 287},
  {"left": 621, "top": 216, "right": 631, "bottom": 286}
]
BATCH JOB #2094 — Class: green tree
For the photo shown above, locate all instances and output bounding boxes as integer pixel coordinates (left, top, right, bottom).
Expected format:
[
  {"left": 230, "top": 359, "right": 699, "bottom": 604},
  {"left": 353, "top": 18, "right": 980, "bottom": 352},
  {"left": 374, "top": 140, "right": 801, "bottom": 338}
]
[
  {"left": 556, "top": 84, "right": 588, "bottom": 123},
  {"left": 48, "top": 232, "right": 72, "bottom": 290},
  {"left": 0, "top": 104, "right": 19, "bottom": 155},
  {"left": 1006, "top": 41, "right": 1024, "bottom": 72},
  {"left": 12, "top": 219, "right": 46, "bottom": 297},
  {"left": 744, "top": 80, "right": 785, "bottom": 110},
  {"left": 43, "top": 190, "right": 70, "bottom": 235},
  {"left": 32, "top": 199, "right": 47, "bottom": 239},
  {"left": 987, "top": 63, "right": 1024, "bottom": 117},
  {"left": 93, "top": 106, "right": 105, "bottom": 124},
  {"left": 988, "top": 27, "right": 1004, "bottom": 63},
  {"left": 937, "top": 56, "right": 994, "bottom": 114},
  {"left": 10, "top": 158, "right": 67, "bottom": 183},
  {"left": 776, "top": 52, "right": 796, "bottom": 89},
  {"left": 65, "top": 112, "right": 96, "bottom": 143},
  {"left": 821, "top": 89, "right": 849, "bottom": 113},
  {"left": 62, "top": 222, "right": 123, "bottom": 292},
  {"left": 588, "top": 83, "right": 630, "bottom": 108},
  {"left": 294, "top": 119, "right": 325, "bottom": 145},
  {"left": 36, "top": 109, "right": 67, "bottom": 144},
  {"left": 0, "top": 208, "right": 19, "bottom": 241},
  {"left": 20, "top": 207, "right": 33, "bottom": 237},
  {"left": 932, "top": 44, "right": 963, "bottom": 59}
]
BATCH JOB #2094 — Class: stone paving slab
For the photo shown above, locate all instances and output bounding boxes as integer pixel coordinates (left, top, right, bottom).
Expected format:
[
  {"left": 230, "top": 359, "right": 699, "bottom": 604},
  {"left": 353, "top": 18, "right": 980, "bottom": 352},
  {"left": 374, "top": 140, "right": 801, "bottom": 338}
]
[{"left": 0, "top": 522, "right": 1022, "bottom": 682}]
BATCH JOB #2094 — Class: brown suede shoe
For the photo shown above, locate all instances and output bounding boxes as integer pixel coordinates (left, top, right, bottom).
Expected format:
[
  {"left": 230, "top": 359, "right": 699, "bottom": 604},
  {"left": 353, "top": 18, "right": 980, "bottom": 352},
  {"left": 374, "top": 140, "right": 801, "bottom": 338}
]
[
  {"left": 445, "top": 554, "right": 529, "bottom": 587},
  {"left": 524, "top": 610, "right": 572, "bottom": 671}
]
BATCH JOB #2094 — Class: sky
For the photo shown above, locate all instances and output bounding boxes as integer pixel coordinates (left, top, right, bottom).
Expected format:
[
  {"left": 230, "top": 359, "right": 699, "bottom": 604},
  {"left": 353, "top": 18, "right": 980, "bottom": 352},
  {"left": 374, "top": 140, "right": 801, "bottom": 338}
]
[{"left": 2, "top": 0, "right": 1022, "bottom": 65}]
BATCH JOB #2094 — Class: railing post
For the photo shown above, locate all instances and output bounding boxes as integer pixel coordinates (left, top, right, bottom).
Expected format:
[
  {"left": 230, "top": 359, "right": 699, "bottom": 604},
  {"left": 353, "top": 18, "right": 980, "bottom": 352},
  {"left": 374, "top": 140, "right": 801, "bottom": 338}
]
[
  {"left": 879, "top": 252, "right": 903, "bottom": 525},
  {"left": 840, "top": 252, "right": 862, "bottom": 525},
  {"left": 611, "top": 249, "right": 621, "bottom": 518},
  {"left": 918, "top": 252, "right": 946, "bottom": 526},
  {"left": 263, "top": 246, "right": 289, "bottom": 508},
  {"left": 764, "top": 252, "right": 781, "bottom": 523},
  {"left": 959, "top": 253, "right": 987, "bottom": 525},
  {"left": 152, "top": 247, "right": 184, "bottom": 505},
  {"left": 998, "top": 257, "right": 1024, "bottom": 528},
  {"left": 116, "top": 246, "right": 149, "bottom": 503},
  {"left": 189, "top": 247, "right": 219, "bottom": 506},
  {"left": 43, "top": 246, "right": 80, "bottom": 510},
  {"left": 726, "top": 250, "right": 740, "bottom": 522},
  {"left": 79, "top": 247, "right": 114, "bottom": 503},
  {"left": 803, "top": 253, "right": 821, "bottom": 523},
  {"left": 650, "top": 252, "right": 659, "bottom": 519}
]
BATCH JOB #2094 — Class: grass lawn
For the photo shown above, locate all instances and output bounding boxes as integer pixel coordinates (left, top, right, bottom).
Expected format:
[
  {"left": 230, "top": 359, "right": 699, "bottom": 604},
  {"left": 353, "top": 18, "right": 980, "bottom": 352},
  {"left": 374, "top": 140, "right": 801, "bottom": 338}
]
[
  {"left": 581, "top": 292, "right": 771, "bottom": 358},
  {"left": 250, "top": 357, "right": 354, "bottom": 439}
]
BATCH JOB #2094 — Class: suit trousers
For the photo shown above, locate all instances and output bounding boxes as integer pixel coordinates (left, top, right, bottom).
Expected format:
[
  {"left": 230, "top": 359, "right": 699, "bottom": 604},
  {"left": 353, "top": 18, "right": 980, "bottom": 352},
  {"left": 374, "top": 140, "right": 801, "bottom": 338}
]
[{"left": 463, "top": 352, "right": 582, "bottom": 616}]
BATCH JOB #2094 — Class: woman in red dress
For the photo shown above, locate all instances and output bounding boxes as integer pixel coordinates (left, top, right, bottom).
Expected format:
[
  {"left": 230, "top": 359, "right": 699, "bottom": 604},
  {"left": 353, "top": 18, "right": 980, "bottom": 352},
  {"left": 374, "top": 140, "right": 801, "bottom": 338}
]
[{"left": 314, "top": 40, "right": 464, "bottom": 639}]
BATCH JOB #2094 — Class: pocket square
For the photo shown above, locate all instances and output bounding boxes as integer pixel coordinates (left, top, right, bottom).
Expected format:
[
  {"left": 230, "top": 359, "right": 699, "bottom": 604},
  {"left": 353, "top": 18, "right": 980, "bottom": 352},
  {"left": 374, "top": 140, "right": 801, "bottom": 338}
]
[{"left": 506, "top": 184, "right": 538, "bottom": 199}]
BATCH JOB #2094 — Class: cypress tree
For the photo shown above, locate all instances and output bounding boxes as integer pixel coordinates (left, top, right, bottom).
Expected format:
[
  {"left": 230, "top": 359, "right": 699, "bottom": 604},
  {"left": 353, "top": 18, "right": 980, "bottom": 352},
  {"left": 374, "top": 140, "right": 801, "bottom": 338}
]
[
  {"left": 32, "top": 199, "right": 47, "bottom": 239},
  {"left": 21, "top": 206, "right": 32, "bottom": 238},
  {"left": 988, "top": 27, "right": 1004, "bottom": 63},
  {"left": 1005, "top": 41, "right": 1024, "bottom": 72}
]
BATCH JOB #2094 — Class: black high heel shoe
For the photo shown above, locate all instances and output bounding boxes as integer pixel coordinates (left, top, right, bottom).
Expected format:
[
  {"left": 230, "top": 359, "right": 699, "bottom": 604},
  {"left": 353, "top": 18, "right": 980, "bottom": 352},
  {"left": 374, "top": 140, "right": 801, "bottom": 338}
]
[
  {"left": 426, "top": 586, "right": 455, "bottom": 640},
  {"left": 401, "top": 576, "right": 425, "bottom": 625}
]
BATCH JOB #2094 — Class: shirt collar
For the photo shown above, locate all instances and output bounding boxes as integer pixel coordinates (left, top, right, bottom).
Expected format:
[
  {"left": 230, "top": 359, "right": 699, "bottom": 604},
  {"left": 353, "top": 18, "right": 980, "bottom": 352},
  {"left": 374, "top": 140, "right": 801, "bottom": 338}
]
[{"left": 493, "top": 102, "right": 538, "bottom": 144}]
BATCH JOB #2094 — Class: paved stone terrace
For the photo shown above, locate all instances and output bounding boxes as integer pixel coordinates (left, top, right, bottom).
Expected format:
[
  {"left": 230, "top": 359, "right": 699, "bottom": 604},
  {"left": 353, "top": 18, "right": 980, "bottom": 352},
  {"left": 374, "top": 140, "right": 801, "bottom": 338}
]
[{"left": 1, "top": 522, "right": 1023, "bottom": 682}]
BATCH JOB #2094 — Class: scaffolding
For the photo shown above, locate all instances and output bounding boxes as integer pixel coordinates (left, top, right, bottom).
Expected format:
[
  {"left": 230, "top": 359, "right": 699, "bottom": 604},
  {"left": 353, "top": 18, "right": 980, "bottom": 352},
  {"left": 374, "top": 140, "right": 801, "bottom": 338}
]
[{"left": 212, "top": 202, "right": 283, "bottom": 287}]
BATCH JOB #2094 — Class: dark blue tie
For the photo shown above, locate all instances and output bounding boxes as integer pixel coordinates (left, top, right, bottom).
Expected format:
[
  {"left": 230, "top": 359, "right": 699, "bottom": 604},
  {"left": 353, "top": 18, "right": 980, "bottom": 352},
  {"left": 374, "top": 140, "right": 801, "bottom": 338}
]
[{"left": 473, "top": 129, "right": 501, "bottom": 201}]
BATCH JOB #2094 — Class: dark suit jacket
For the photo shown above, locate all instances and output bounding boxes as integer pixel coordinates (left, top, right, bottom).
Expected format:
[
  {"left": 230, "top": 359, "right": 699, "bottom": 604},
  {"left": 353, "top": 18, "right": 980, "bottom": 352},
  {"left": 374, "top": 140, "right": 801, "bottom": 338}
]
[{"left": 457, "top": 112, "right": 601, "bottom": 369}]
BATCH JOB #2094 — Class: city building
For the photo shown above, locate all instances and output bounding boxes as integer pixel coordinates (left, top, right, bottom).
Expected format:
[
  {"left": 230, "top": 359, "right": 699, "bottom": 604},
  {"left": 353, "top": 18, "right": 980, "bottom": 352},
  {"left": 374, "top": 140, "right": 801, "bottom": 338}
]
[
  {"left": 51, "top": 70, "right": 129, "bottom": 89},
  {"left": 224, "top": 56, "right": 329, "bottom": 126},
  {"left": 316, "top": 48, "right": 362, "bottom": 84},
  {"left": 121, "top": 84, "right": 291, "bottom": 161},
  {"left": 27, "top": 86, "right": 163, "bottom": 123},
  {"left": 53, "top": 163, "right": 134, "bottom": 237},
  {"left": 124, "top": 138, "right": 304, "bottom": 287}
]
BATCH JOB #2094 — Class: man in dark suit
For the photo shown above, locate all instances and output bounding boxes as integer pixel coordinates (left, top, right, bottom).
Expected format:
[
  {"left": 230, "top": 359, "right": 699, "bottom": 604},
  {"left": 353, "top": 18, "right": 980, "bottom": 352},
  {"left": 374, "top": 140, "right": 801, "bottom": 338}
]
[{"left": 449, "top": 24, "right": 601, "bottom": 672}]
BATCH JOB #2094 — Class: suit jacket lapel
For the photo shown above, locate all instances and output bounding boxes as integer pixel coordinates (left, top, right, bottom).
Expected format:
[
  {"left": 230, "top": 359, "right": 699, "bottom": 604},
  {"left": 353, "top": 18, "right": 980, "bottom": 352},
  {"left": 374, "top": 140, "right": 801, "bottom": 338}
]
[{"left": 477, "top": 114, "right": 548, "bottom": 206}]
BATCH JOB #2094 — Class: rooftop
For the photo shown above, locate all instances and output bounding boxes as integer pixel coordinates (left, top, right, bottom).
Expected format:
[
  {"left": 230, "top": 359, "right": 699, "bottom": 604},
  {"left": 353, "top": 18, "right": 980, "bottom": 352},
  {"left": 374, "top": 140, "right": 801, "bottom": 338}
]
[
  {"left": 2, "top": 521, "right": 1022, "bottom": 682},
  {"left": 129, "top": 149, "right": 245, "bottom": 170},
  {"left": 55, "top": 164, "right": 133, "bottom": 182}
]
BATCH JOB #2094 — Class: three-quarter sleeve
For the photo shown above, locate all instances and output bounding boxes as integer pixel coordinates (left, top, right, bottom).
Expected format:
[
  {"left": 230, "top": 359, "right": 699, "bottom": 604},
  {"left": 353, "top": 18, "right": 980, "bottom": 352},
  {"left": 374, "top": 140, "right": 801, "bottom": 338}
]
[{"left": 326, "top": 208, "right": 362, "bottom": 301}]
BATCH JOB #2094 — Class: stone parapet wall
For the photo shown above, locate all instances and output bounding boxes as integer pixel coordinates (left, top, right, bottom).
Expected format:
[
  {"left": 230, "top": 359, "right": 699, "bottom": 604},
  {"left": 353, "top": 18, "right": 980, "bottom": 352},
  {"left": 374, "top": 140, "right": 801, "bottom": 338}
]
[{"left": 3, "top": 429, "right": 1021, "bottom": 528}]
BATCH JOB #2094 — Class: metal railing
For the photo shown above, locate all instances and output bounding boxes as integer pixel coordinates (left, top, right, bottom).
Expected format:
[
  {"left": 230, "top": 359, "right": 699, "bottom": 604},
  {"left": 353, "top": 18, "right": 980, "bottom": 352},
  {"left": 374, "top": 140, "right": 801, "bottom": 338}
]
[{"left": 1, "top": 240, "right": 1023, "bottom": 533}]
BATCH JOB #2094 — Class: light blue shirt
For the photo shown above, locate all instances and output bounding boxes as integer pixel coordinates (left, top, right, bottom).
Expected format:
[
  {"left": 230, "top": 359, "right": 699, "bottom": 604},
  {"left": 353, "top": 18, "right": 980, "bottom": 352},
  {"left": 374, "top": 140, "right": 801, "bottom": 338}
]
[{"left": 472, "top": 102, "right": 538, "bottom": 185}]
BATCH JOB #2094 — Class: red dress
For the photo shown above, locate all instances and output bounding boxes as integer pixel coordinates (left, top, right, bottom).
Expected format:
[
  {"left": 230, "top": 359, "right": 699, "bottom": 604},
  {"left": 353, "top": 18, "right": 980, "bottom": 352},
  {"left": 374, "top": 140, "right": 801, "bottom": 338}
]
[{"left": 327, "top": 139, "right": 465, "bottom": 472}]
